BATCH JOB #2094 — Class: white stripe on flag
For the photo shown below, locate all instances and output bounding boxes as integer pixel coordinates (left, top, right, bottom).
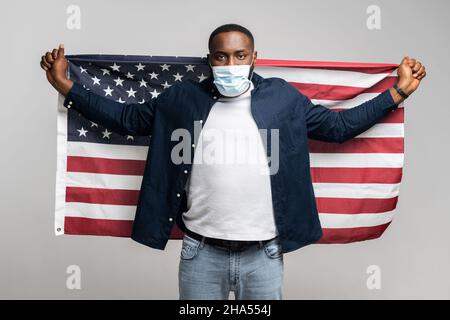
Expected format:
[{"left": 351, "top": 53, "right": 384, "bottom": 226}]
[
  {"left": 312, "top": 94, "right": 405, "bottom": 109},
  {"left": 66, "top": 202, "right": 136, "bottom": 220},
  {"left": 319, "top": 210, "right": 395, "bottom": 228},
  {"left": 255, "top": 66, "right": 397, "bottom": 88},
  {"left": 309, "top": 153, "right": 404, "bottom": 168},
  {"left": 68, "top": 141, "right": 148, "bottom": 160},
  {"left": 66, "top": 172, "right": 143, "bottom": 190},
  {"left": 356, "top": 123, "right": 404, "bottom": 138},
  {"left": 313, "top": 182, "right": 400, "bottom": 199}
]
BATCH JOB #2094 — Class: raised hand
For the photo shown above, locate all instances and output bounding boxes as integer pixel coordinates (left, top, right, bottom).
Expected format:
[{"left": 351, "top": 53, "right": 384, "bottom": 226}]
[
  {"left": 40, "top": 43, "right": 73, "bottom": 96},
  {"left": 397, "top": 56, "right": 426, "bottom": 95}
]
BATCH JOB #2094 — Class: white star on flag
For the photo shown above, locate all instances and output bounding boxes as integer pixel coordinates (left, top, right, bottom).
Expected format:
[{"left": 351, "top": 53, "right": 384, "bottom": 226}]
[
  {"left": 197, "top": 73, "right": 208, "bottom": 82},
  {"left": 139, "top": 79, "right": 148, "bottom": 87},
  {"left": 91, "top": 76, "right": 101, "bottom": 85},
  {"left": 77, "top": 127, "right": 88, "bottom": 137},
  {"left": 150, "top": 89, "right": 160, "bottom": 99},
  {"left": 161, "top": 81, "right": 172, "bottom": 89},
  {"left": 101, "top": 129, "right": 112, "bottom": 139},
  {"left": 135, "top": 63, "right": 145, "bottom": 71},
  {"left": 149, "top": 72, "right": 159, "bottom": 79},
  {"left": 160, "top": 64, "right": 170, "bottom": 71},
  {"left": 110, "top": 63, "right": 121, "bottom": 71},
  {"left": 103, "top": 86, "right": 114, "bottom": 96},
  {"left": 126, "top": 87, "right": 137, "bottom": 97},
  {"left": 114, "top": 77, "right": 124, "bottom": 86},
  {"left": 173, "top": 72, "right": 183, "bottom": 81}
]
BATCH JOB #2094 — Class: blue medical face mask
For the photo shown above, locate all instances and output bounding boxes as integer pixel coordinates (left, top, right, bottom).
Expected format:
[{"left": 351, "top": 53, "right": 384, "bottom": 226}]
[{"left": 210, "top": 57, "right": 255, "bottom": 97}]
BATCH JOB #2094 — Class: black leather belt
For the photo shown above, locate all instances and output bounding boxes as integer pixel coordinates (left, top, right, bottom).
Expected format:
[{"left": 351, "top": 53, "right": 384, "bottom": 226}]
[{"left": 185, "top": 228, "right": 276, "bottom": 250}]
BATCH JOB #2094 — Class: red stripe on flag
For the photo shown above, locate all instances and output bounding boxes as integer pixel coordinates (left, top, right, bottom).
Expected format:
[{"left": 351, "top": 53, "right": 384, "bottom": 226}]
[
  {"left": 170, "top": 224, "right": 184, "bottom": 239},
  {"left": 308, "top": 137, "right": 404, "bottom": 153},
  {"left": 64, "top": 216, "right": 186, "bottom": 239},
  {"left": 66, "top": 186, "right": 140, "bottom": 205},
  {"left": 311, "top": 167, "right": 402, "bottom": 184},
  {"left": 316, "top": 222, "right": 391, "bottom": 243},
  {"left": 65, "top": 185, "right": 401, "bottom": 210},
  {"left": 290, "top": 77, "right": 397, "bottom": 100},
  {"left": 64, "top": 217, "right": 133, "bottom": 237},
  {"left": 316, "top": 197, "right": 398, "bottom": 214},
  {"left": 67, "top": 156, "right": 145, "bottom": 175}
]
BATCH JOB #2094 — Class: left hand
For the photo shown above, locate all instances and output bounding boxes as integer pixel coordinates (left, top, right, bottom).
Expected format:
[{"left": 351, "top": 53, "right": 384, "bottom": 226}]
[{"left": 397, "top": 56, "right": 426, "bottom": 95}]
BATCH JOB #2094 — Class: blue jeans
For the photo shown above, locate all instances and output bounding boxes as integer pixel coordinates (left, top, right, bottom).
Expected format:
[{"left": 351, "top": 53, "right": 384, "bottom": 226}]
[{"left": 178, "top": 233, "right": 284, "bottom": 300}]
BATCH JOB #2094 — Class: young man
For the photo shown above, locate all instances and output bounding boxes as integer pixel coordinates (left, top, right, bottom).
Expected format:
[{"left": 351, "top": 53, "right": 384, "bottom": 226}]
[{"left": 40, "top": 24, "right": 426, "bottom": 300}]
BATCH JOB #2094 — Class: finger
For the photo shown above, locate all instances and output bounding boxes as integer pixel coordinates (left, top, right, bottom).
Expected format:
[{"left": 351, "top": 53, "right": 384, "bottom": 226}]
[
  {"left": 412, "top": 62, "right": 422, "bottom": 74},
  {"left": 401, "top": 56, "right": 410, "bottom": 66},
  {"left": 416, "top": 67, "right": 426, "bottom": 80},
  {"left": 418, "top": 70, "right": 426, "bottom": 80},
  {"left": 52, "top": 48, "right": 58, "bottom": 60},
  {"left": 45, "top": 51, "right": 55, "bottom": 64},
  {"left": 408, "top": 58, "right": 416, "bottom": 67},
  {"left": 40, "top": 60, "right": 48, "bottom": 71},
  {"left": 57, "top": 43, "right": 65, "bottom": 58},
  {"left": 414, "top": 65, "right": 425, "bottom": 78},
  {"left": 41, "top": 55, "right": 52, "bottom": 69}
]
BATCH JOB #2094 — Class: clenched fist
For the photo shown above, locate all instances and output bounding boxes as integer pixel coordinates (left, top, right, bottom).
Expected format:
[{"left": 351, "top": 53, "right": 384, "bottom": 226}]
[
  {"left": 40, "top": 43, "right": 73, "bottom": 96},
  {"left": 389, "top": 56, "right": 426, "bottom": 104},
  {"left": 397, "top": 56, "right": 426, "bottom": 95}
]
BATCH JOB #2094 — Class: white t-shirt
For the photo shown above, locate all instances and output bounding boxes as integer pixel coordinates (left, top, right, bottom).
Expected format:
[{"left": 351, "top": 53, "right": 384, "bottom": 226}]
[{"left": 182, "top": 82, "right": 278, "bottom": 241}]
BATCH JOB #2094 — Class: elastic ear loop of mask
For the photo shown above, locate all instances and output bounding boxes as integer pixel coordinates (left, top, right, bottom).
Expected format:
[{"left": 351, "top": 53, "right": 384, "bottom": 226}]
[{"left": 248, "top": 56, "right": 255, "bottom": 81}]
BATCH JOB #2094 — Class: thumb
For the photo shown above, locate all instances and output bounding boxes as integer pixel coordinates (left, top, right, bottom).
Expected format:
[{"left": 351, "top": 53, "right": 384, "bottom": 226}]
[
  {"left": 57, "top": 43, "right": 65, "bottom": 58},
  {"left": 401, "top": 55, "right": 410, "bottom": 66}
]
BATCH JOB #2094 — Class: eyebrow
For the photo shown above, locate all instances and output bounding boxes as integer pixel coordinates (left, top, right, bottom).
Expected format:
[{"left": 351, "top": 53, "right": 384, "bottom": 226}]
[{"left": 213, "top": 49, "right": 248, "bottom": 55}]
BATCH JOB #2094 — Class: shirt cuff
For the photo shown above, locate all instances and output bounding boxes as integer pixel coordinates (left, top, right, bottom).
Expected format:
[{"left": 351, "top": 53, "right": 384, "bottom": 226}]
[
  {"left": 63, "top": 81, "right": 87, "bottom": 111},
  {"left": 379, "top": 88, "right": 400, "bottom": 112}
]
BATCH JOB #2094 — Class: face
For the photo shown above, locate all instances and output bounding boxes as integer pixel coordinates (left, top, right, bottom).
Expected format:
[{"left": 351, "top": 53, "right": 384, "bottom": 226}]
[{"left": 208, "top": 31, "right": 257, "bottom": 67}]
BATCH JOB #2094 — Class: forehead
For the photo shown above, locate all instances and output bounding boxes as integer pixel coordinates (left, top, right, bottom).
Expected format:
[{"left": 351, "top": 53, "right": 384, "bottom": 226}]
[{"left": 210, "top": 31, "right": 253, "bottom": 52}]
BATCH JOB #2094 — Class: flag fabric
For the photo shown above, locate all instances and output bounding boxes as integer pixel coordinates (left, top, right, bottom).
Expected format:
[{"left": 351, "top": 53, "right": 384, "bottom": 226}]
[{"left": 55, "top": 55, "right": 404, "bottom": 244}]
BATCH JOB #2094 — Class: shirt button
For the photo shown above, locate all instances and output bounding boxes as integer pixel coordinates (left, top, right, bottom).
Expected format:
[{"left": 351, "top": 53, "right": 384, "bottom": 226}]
[
  {"left": 213, "top": 96, "right": 217, "bottom": 99},
  {"left": 169, "top": 217, "right": 173, "bottom": 222},
  {"left": 69, "top": 101, "right": 73, "bottom": 105},
  {"left": 176, "top": 193, "right": 181, "bottom": 198},
  {"left": 199, "top": 119, "right": 203, "bottom": 124},
  {"left": 184, "top": 170, "right": 188, "bottom": 174},
  {"left": 191, "top": 143, "right": 195, "bottom": 148}
]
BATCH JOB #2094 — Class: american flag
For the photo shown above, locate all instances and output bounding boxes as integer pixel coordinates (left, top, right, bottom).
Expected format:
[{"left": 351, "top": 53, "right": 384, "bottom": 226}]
[{"left": 55, "top": 55, "right": 404, "bottom": 244}]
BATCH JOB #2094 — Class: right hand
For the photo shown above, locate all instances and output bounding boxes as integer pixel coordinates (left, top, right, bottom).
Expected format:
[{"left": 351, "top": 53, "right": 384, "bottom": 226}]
[{"left": 40, "top": 43, "right": 73, "bottom": 96}]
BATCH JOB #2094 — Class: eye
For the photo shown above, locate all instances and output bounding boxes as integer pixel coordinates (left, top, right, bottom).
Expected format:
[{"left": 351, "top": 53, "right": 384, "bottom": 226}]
[
  {"left": 237, "top": 53, "right": 246, "bottom": 60},
  {"left": 215, "top": 54, "right": 225, "bottom": 61}
]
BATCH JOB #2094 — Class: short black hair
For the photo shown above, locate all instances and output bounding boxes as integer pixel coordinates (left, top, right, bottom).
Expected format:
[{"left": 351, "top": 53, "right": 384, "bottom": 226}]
[{"left": 208, "top": 23, "right": 254, "bottom": 52}]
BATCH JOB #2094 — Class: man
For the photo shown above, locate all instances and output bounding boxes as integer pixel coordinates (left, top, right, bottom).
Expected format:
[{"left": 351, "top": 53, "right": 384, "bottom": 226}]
[{"left": 40, "top": 24, "right": 426, "bottom": 300}]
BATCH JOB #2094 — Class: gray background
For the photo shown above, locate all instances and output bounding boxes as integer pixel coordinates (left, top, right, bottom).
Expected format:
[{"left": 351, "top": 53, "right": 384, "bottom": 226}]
[{"left": 1, "top": 0, "right": 449, "bottom": 299}]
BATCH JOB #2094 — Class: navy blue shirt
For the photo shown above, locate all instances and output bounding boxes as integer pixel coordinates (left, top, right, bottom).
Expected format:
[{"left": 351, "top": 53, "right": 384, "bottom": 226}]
[{"left": 63, "top": 72, "right": 398, "bottom": 253}]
